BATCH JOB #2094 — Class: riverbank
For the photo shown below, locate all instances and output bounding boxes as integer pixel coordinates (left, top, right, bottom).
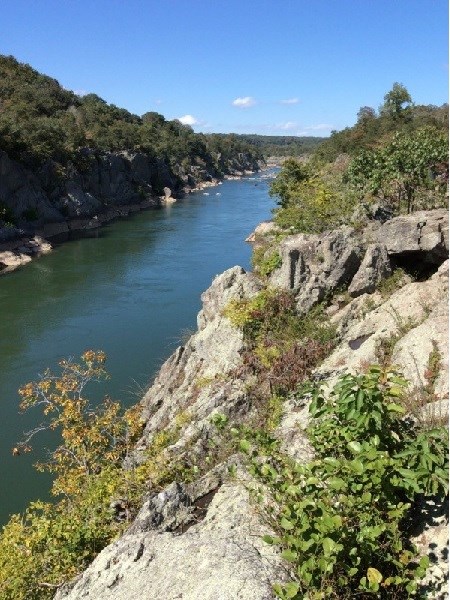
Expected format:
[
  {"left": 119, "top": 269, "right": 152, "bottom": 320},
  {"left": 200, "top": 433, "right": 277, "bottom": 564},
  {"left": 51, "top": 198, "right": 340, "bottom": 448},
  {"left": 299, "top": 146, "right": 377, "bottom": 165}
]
[
  {"left": 0, "top": 165, "right": 263, "bottom": 275},
  {"left": 0, "top": 197, "right": 159, "bottom": 274}
]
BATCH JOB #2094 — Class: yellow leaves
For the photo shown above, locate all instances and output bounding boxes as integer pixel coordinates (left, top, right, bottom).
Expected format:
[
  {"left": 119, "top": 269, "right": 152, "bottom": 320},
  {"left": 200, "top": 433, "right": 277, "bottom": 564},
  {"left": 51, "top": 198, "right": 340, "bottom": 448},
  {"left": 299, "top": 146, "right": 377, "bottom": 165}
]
[
  {"left": 367, "top": 567, "right": 383, "bottom": 585},
  {"left": 12, "top": 445, "right": 31, "bottom": 456},
  {"left": 5, "top": 350, "right": 156, "bottom": 596},
  {"left": 15, "top": 351, "right": 145, "bottom": 499},
  {"left": 38, "top": 379, "right": 52, "bottom": 393},
  {"left": 18, "top": 382, "right": 34, "bottom": 397},
  {"left": 81, "top": 349, "right": 106, "bottom": 368}
]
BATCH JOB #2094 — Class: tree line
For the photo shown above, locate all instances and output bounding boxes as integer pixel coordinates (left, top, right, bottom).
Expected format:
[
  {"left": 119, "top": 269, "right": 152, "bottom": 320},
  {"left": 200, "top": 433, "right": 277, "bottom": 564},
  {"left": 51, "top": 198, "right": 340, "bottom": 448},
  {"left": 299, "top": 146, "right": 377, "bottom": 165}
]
[
  {"left": 0, "top": 55, "right": 263, "bottom": 171},
  {"left": 270, "top": 83, "right": 448, "bottom": 232}
]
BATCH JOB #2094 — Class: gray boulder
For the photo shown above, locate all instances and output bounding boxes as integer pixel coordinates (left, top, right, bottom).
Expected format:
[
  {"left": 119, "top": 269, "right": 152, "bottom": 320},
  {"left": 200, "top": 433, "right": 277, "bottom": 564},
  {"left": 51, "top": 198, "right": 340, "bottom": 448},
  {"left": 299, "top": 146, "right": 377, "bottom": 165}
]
[
  {"left": 370, "top": 209, "right": 448, "bottom": 263},
  {"left": 348, "top": 243, "right": 392, "bottom": 297},
  {"left": 269, "top": 227, "right": 363, "bottom": 313},
  {"left": 55, "top": 479, "right": 284, "bottom": 600}
]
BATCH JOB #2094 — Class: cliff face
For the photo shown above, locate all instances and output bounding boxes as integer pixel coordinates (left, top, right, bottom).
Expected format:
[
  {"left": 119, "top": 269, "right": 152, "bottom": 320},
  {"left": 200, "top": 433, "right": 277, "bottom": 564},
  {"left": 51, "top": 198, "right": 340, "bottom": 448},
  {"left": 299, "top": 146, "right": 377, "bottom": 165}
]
[
  {"left": 55, "top": 210, "right": 449, "bottom": 600},
  {"left": 0, "top": 148, "right": 262, "bottom": 233},
  {"left": 0, "top": 148, "right": 262, "bottom": 271}
]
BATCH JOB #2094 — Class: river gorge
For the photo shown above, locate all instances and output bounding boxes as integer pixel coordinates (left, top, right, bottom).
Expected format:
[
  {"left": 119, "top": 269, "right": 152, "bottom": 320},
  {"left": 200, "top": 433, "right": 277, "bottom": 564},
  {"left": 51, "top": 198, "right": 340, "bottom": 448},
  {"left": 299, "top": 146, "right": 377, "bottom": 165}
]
[{"left": 0, "top": 171, "right": 276, "bottom": 524}]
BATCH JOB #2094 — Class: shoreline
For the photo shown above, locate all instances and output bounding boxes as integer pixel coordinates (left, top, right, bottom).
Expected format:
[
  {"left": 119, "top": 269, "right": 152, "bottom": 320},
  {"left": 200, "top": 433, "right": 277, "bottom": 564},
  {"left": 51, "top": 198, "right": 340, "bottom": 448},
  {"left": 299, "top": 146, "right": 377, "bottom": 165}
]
[{"left": 0, "top": 169, "right": 261, "bottom": 275}]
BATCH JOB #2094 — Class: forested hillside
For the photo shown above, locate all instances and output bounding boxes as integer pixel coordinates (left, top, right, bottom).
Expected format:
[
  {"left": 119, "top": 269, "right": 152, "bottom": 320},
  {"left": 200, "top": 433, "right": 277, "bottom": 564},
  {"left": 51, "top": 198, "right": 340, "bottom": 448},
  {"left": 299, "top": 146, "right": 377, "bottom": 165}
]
[
  {"left": 0, "top": 55, "right": 265, "bottom": 240},
  {"left": 267, "top": 84, "right": 448, "bottom": 236},
  {"left": 236, "top": 134, "right": 324, "bottom": 157},
  {"left": 0, "top": 55, "right": 262, "bottom": 170}
]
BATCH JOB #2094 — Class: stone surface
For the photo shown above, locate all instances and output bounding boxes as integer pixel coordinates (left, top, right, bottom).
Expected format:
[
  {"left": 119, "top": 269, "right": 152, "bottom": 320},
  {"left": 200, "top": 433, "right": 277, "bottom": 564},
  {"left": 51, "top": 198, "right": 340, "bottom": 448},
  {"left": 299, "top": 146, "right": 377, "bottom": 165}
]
[
  {"left": 412, "top": 499, "right": 449, "bottom": 600},
  {"left": 137, "top": 267, "right": 262, "bottom": 452},
  {"left": 348, "top": 243, "right": 392, "bottom": 297},
  {"left": 162, "top": 186, "right": 177, "bottom": 203},
  {"left": 319, "top": 260, "right": 449, "bottom": 396},
  {"left": 245, "top": 220, "right": 279, "bottom": 243},
  {"left": 0, "top": 235, "right": 53, "bottom": 273},
  {"left": 0, "top": 250, "right": 32, "bottom": 271},
  {"left": 369, "top": 209, "right": 448, "bottom": 263},
  {"left": 269, "top": 227, "right": 363, "bottom": 313},
  {"left": 55, "top": 480, "right": 284, "bottom": 600}
]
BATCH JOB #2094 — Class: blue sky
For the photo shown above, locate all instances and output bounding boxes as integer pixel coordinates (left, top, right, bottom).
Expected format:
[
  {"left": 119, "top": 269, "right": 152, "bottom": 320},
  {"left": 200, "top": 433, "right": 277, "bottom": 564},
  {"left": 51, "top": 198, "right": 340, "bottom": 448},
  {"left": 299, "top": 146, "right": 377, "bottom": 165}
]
[{"left": 1, "top": 0, "right": 448, "bottom": 137}]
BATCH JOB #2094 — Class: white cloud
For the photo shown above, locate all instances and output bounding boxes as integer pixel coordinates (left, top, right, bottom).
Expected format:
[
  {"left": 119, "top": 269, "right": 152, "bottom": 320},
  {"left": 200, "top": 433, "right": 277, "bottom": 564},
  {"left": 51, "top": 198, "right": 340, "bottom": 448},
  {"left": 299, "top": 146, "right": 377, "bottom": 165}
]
[
  {"left": 306, "top": 123, "right": 333, "bottom": 131},
  {"left": 296, "top": 123, "right": 334, "bottom": 136},
  {"left": 279, "top": 121, "right": 298, "bottom": 130},
  {"left": 232, "top": 96, "right": 256, "bottom": 108},
  {"left": 178, "top": 114, "right": 198, "bottom": 126},
  {"left": 280, "top": 97, "right": 299, "bottom": 105}
]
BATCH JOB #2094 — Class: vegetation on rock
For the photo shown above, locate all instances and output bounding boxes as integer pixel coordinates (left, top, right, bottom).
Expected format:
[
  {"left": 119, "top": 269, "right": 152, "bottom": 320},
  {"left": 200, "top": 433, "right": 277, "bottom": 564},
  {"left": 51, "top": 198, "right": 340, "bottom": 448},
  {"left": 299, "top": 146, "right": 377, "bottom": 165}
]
[
  {"left": 242, "top": 367, "right": 449, "bottom": 599},
  {"left": 269, "top": 85, "right": 448, "bottom": 234}
]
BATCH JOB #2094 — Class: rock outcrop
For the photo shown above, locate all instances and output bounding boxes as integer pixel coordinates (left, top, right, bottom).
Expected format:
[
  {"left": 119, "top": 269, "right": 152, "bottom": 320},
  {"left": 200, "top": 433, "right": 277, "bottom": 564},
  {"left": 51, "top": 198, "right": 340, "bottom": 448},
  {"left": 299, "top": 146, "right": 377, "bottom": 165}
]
[
  {"left": 269, "top": 227, "right": 363, "bottom": 312},
  {"left": 369, "top": 208, "right": 448, "bottom": 264},
  {"left": 137, "top": 266, "right": 263, "bottom": 452},
  {"left": 0, "top": 149, "right": 262, "bottom": 274},
  {"left": 54, "top": 210, "right": 449, "bottom": 600},
  {"left": 267, "top": 209, "right": 449, "bottom": 310},
  {"left": 55, "top": 473, "right": 285, "bottom": 600},
  {"left": 0, "top": 235, "right": 52, "bottom": 273},
  {"left": 56, "top": 267, "right": 288, "bottom": 600},
  {"left": 347, "top": 243, "right": 392, "bottom": 297},
  {"left": 320, "top": 260, "right": 449, "bottom": 399}
]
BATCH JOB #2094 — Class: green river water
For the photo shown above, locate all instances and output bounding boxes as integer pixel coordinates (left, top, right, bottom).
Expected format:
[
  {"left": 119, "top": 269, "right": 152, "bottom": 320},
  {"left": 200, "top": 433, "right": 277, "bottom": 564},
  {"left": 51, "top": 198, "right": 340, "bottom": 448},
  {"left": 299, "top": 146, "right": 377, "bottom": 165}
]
[{"left": 0, "top": 171, "right": 276, "bottom": 524}]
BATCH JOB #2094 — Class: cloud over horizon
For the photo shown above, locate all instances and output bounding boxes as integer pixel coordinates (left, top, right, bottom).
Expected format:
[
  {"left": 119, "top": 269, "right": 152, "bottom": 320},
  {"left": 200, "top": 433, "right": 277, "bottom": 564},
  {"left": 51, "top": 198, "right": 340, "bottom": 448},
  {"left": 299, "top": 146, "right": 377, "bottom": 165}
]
[
  {"left": 280, "top": 97, "right": 299, "bottom": 104},
  {"left": 306, "top": 123, "right": 332, "bottom": 130},
  {"left": 178, "top": 114, "right": 198, "bottom": 125},
  {"left": 279, "top": 121, "right": 298, "bottom": 130},
  {"left": 232, "top": 96, "right": 256, "bottom": 108}
]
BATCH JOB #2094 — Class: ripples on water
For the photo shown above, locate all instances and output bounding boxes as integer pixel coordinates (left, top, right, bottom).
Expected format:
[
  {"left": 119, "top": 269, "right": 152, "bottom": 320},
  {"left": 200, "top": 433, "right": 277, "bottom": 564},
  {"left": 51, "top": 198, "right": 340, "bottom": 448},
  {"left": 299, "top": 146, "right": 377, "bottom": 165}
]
[{"left": 0, "top": 170, "right": 277, "bottom": 522}]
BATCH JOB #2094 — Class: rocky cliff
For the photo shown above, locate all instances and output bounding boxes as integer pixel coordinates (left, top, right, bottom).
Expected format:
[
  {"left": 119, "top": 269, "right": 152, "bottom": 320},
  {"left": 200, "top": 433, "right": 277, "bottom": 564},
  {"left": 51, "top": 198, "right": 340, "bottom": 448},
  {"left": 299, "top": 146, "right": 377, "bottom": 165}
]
[
  {"left": 55, "top": 209, "right": 448, "bottom": 600},
  {"left": 0, "top": 147, "right": 262, "bottom": 272}
]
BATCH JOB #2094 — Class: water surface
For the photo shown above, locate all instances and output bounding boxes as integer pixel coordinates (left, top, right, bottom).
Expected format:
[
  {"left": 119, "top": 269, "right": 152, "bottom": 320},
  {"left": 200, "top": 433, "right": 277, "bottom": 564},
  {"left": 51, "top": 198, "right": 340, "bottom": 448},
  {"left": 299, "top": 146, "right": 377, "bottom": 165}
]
[{"left": 0, "top": 172, "right": 276, "bottom": 523}]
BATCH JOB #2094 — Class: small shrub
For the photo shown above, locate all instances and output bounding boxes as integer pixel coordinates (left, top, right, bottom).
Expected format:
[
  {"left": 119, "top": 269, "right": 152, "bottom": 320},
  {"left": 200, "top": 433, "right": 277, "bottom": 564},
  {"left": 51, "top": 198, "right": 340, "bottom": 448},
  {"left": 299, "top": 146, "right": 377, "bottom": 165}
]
[
  {"left": 377, "top": 268, "right": 411, "bottom": 298},
  {"left": 252, "top": 246, "right": 282, "bottom": 278},
  {"left": 243, "top": 367, "right": 448, "bottom": 599},
  {"left": 401, "top": 342, "right": 447, "bottom": 429},
  {"left": 226, "top": 289, "right": 336, "bottom": 399}
]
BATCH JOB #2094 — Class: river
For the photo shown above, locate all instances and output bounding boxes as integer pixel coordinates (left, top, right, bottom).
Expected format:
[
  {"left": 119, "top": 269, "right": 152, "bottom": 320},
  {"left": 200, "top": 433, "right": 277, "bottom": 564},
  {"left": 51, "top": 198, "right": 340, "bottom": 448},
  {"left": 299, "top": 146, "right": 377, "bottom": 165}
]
[{"left": 0, "top": 171, "right": 277, "bottom": 524}]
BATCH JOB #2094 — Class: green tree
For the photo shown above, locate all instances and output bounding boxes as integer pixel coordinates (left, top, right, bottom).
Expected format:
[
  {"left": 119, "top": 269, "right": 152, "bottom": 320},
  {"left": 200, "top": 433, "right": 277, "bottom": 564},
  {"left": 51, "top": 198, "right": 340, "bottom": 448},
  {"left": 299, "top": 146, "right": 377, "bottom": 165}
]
[
  {"left": 269, "top": 158, "right": 311, "bottom": 208},
  {"left": 380, "top": 82, "right": 413, "bottom": 121},
  {"left": 346, "top": 126, "right": 448, "bottom": 213},
  {"left": 356, "top": 106, "right": 377, "bottom": 124}
]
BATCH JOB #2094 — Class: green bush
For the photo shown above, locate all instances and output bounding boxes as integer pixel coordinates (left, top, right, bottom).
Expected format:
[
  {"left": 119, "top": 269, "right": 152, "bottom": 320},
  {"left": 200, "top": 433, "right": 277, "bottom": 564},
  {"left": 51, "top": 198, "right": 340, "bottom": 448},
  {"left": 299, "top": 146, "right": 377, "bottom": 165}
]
[
  {"left": 270, "top": 161, "right": 355, "bottom": 234},
  {"left": 224, "top": 290, "right": 336, "bottom": 396},
  {"left": 252, "top": 247, "right": 282, "bottom": 278},
  {"left": 244, "top": 366, "right": 448, "bottom": 599},
  {"left": 346, "top": 127, "right": 449, "bottom": 214}
]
